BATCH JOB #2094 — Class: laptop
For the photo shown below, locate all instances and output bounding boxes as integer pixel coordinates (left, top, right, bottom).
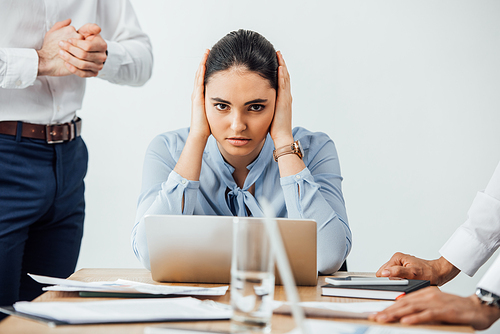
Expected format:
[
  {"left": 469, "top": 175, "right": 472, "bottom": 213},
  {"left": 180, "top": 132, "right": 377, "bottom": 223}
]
[{"left": 145, "top": 215, "right": 318, "bottom": 286}]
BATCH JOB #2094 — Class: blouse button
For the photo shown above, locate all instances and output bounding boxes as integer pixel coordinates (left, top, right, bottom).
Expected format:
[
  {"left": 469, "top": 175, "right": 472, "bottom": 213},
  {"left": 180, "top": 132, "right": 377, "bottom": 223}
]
[
  {"left": 295, "top": 175, "right": 301, "bottom": 179},
  {"left": 181, "top": 179, "right": 187, "bottom": 184}
]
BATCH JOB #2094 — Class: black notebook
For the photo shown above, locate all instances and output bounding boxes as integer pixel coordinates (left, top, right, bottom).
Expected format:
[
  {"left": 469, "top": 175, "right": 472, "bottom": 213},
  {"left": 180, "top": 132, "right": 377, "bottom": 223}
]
[{"left": 321, "top": 279, "right": 430, "bottom": 300}]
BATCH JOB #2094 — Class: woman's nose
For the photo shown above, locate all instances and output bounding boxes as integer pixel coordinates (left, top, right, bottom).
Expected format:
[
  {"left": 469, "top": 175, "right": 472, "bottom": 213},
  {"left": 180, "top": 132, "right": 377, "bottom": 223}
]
[{"left": 230, "top": 111, "right": 247, "bottom": 132}]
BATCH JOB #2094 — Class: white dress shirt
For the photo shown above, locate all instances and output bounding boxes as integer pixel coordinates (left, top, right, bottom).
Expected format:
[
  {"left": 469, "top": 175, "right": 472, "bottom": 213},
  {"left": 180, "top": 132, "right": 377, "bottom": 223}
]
[
  {"left": 440, "top": 161, "right": 500, "bottom": 295},
  {"left": 0, "top": 0, "right": 153, "bottom": 124}
]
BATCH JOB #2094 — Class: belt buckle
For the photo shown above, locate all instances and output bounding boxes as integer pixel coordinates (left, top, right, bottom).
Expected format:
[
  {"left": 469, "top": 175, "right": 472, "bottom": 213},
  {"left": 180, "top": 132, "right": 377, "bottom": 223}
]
[{"left": 45, "top": 124, "right": 65, "bottom": 144}]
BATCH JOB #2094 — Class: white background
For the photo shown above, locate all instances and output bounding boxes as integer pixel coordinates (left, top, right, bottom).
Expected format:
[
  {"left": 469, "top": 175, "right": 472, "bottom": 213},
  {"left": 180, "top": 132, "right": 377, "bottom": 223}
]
[{"left": 76, "top": 1, "right": 500, "bottom": 331}]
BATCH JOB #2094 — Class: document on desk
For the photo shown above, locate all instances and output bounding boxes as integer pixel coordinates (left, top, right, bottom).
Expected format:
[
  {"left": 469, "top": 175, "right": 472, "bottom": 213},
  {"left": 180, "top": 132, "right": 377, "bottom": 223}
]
[
  {"left": 11, "top": 297, "right": 232, "bottom": 325},
  {"left": 286, "top": 319, "right": 465, "bottom": 334},
  {"left": 29, "top": 274, "right": 228, "bottom": 296},
  {"left": 273, "top": 300, "right": 394, "bottom": 319}
]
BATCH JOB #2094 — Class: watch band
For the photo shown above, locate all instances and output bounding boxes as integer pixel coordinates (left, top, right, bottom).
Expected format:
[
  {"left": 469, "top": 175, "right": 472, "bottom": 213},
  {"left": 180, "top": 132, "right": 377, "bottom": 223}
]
[
  {"left": 476, "top": 288, "right": 500, "bottom": 309},
  {"left": 273, "top": 140, "right": 303, "bottom": 162}
]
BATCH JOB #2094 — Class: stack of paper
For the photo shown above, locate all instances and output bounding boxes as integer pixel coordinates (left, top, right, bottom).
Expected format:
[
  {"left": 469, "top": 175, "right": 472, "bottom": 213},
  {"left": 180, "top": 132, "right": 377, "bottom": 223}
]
[
  {"left": 273, "top": 300, "right": 394, "bottom": 319},
  {"left": 286, "top": 319, "right": 465, "bottom": 334},
  {"left": 10, "top": 297, "right": 232, "bottom": 325},
  {"left": 29, "top": 274, "right": 228, "bottom": 296}
]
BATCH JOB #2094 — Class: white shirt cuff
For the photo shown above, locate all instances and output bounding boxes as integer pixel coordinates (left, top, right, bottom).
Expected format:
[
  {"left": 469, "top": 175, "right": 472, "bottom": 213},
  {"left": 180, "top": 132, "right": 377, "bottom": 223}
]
[
  {"left": 0, "top": 48, "right": 38, "bottom": 89},
  {"left": 440, "top": 191, "right": 500, "bottom": 276},
  {"left": 97, "top": 41, "right": 132, "bottom": 81},
  {"left": 440, "top": 226, "right": 491, "bottom": 276},
  {"left": 478, "top": 254, "right": 500, "bottom": 296}
]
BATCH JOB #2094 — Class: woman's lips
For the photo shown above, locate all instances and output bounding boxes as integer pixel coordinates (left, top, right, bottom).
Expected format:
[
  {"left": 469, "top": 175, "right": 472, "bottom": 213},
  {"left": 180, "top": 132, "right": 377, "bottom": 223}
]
[{"left": 227, "top": 138, "right": 251, "bottom": 146}]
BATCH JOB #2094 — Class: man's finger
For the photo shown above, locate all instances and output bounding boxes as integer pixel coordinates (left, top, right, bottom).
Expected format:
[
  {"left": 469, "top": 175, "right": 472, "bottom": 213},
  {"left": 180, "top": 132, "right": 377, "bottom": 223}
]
[
  {"left": 374, "top": 299, "right": 424, "bottom": 323},
  {"left": 400, "top": 309, "right": 440, "bottom": 325},
  {"left": 77, "top": 23, "right": 101, "bottom": 38},
  {"left": 58, "top": 41, "right": 106, "bottom": 63},
  {"left": 385, "top": 266, "right": 421, "bottom": 279},
  {"left": 48, "top": 19, "right": 72, "bottom": 33},
  {"left": 376, "top": 262, "right": 392, "bottom": 276},
  {"left": 59, "top": 50, "right": 104, "bottom": 72},
  {"left": 64, "top": 62, "right": 98, "bottom": 78},
  {"left": 376, "top": 252, "right": 409, "bottom": 276},
  {"left": 67, "top": 37, "right": 107, "bottom": 53}
]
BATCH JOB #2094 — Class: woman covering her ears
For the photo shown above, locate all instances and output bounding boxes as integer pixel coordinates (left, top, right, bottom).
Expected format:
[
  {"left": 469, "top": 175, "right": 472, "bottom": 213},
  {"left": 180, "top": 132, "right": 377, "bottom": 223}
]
[{"left": 132, "top": 29, "right": 352, "bottom": 274}]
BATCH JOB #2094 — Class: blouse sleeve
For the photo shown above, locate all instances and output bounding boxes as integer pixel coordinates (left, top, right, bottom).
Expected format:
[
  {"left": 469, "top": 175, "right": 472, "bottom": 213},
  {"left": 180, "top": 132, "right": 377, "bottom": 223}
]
[
  {"left": 131, "top": 131, "right": 200, "bottom": 269},
  {"left": 280, "top": 129, "right": 352, "bottom": 274}
]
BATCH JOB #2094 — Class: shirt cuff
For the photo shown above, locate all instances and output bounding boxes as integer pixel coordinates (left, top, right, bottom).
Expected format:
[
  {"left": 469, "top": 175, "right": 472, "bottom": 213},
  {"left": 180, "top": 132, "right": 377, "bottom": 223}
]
[
  {"left": 440, "top": 227, "right": 491, "bottom": 276},
  {"left": 440, "top": 191, "right": 500, "bottom": 276},
  {"left": 478, "top": 254, "right": 500, "bottom": 296},
  {"left": 0, "top": 48, "right": 38, "bottom": 89},
  {"left": 97, "top": 41, "right": 132, "bottom": 81},
  {"left": 280, "top": 167, "right": 311, "bottom": 186},
  {"left": 166, "top": 170, "right": 200, "bottom": 190}
]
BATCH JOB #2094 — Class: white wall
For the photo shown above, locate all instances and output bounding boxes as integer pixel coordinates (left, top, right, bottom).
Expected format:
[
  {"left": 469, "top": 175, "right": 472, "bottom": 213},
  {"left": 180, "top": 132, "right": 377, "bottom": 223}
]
[{"left": 76, "top": 1, "right": 500, "bottom": 328}]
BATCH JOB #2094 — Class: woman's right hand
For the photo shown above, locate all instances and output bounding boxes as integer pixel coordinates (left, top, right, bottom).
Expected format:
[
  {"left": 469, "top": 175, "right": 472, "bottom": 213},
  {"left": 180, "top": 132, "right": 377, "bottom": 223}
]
[
  {"left": 189, "top": 50, "right": 211, "bottom": 140},
  {"left": 173, "top": 50, "right": 212, "bottom": 184}
]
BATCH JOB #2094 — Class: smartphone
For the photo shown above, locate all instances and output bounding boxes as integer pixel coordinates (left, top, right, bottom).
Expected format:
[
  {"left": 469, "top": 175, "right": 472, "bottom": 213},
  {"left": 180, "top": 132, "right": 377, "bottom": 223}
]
[{"left": 325, "top": 276, "right": 409, "bottom": 286}]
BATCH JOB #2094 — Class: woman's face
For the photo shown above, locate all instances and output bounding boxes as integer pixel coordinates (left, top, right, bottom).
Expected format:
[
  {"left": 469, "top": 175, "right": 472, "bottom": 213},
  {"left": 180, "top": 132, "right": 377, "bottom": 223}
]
[{"left": 205, "top": 67, "right": 276, "bottom": 167}]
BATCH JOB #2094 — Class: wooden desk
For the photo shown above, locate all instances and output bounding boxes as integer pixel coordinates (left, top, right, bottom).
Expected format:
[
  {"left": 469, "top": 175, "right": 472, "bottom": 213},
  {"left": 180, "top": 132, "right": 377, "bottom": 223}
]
[{"left": 0, "top": 269, "right": 473, "bottom": 333}]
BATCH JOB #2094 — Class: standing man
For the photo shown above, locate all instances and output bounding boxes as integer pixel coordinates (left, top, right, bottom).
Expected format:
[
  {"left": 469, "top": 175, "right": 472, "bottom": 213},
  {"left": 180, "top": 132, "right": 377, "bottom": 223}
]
[{"left": 0, "top": 0, "right": 153, "bottom": 308}]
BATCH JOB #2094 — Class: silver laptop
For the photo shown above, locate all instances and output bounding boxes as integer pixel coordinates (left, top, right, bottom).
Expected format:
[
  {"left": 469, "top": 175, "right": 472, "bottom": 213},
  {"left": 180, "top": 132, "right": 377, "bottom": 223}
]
[{"left": 145, "top": 215, "right": 318, "bottom": 286}]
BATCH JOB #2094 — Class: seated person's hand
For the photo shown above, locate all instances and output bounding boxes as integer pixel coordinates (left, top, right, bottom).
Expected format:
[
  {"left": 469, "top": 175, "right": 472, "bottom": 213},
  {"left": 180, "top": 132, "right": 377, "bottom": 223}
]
[
  {"left": 190, "top": 50, "right": 211, "bottom": 140},
  {"left": 269, "top": 51, "right": 293, "bottom": 147},
  {"left": 376, "top": 253, "right": 459, "bottom": 286},
  {"left": 369, "top": 286, "right": 500, "bottom": 330}
]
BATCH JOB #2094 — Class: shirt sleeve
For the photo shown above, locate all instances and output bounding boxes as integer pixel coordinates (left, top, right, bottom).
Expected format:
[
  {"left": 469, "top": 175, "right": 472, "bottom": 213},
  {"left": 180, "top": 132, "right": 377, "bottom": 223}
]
[
  {"left": 440, "top": 161, "right": 500, "bottom": 276},
  {"left": 0, "top": 48, "right": 38, "bottom": 89},
  {"left": 280, "top": 130, "right": 352, "bottom": 275},
  {"left": 478, "top": 254, "right": 500, "bottom": 296},
  {"left": 96, "top": 0, "right": 153, "bottom": 86},
  {"left": 131, "top": 132, "right": 200, "bottom": 269}
]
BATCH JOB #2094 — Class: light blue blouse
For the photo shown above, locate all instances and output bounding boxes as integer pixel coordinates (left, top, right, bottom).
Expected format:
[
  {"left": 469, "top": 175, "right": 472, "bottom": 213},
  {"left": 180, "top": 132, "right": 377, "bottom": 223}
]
[{"left": 132, "top": 127, "right": 352, "bottom": 274}]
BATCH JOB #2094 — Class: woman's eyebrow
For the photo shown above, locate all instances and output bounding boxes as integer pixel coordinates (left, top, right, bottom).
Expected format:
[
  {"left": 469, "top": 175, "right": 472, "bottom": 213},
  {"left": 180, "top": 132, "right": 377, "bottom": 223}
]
[
  {"left": 211, "top": 97, "right": 231, "bottom": 105},
  {"left": 244, "top": 98, "right": 267, "bottom": 106}
]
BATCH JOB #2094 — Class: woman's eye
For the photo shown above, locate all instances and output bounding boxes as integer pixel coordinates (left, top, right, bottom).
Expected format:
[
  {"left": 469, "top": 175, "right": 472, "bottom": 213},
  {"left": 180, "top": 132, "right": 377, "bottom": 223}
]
[
  {"left": 249, "top": 104, "right": 264, "bottom": 112},
  {"left": 215, "top": 103, "right": 229, "bottom": 111}
]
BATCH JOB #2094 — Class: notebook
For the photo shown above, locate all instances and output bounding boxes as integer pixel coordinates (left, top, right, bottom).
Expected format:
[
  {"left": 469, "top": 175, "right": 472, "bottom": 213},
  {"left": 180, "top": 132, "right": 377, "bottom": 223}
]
[
  {"left": 321, "top": 279, "right": 430, "bottom": 300},
  {"left": 145, "top": 215, "right": 318, "bottom": 286}
]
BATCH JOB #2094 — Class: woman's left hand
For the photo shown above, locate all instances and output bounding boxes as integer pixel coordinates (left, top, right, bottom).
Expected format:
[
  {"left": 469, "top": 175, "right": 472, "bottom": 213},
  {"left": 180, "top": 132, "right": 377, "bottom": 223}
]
[{"left": 270, "top": 51, "right": 294, "bottom": 147}]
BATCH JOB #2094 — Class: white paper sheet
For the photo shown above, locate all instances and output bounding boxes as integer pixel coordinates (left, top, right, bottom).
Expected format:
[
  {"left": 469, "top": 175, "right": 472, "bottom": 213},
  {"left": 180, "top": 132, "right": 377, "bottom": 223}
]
[
  {"left": 286, "top": 319, "right": 465, "bottom": 334},
  {"left": 145, "top": 326, "right": 231, "bottom": 334},
  {"left": 13, "top": 297, "right": 232, "bottom": 324},
  {"left": 29, "top": 274, "right": 228, "bottom": 296},
  {"left": 273, "top": 301, "right": 394, "bottom": 319}
]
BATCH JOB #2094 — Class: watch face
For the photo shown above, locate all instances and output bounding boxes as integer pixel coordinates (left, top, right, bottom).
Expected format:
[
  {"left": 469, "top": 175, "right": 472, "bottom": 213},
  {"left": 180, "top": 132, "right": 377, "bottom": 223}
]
[
  {"left": 477, "top": 288, "right": 500, "bottom": 308},
  {"left": 296, "top": 140, "right": 303, "bottom": 154},
  {"left": 294, "top": 140, "right": 303, "bottom": 159}
]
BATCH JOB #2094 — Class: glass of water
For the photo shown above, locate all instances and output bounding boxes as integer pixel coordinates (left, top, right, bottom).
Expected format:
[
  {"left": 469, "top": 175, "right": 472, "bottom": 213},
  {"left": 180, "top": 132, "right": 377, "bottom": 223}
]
[{"left": 230, "top": 217, "right": 275, "bottom": 333}]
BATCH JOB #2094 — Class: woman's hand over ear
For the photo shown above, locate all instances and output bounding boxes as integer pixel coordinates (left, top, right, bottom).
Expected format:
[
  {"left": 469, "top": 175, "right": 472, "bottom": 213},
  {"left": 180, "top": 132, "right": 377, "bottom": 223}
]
[
  {"left": 190, "top": 50, "right": 211, "bottom": 140},
  {"left": 173, "top": 50, "right": 212, "bottom": 184},
  {"left": 270, "top": 51, "right": 294, "bottom": 148}
]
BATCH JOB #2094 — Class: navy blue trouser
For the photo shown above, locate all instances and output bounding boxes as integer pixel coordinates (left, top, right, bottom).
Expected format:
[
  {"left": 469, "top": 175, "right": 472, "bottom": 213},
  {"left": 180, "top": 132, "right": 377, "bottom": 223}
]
[{"left": 0, "top": 131, "right": 88, "bottom": 308}]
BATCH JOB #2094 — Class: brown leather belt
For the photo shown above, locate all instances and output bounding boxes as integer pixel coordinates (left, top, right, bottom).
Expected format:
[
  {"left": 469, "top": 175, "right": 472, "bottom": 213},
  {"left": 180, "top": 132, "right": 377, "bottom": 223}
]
[{"left": 0, "top": 118, "right": 82, "bottom": 144}]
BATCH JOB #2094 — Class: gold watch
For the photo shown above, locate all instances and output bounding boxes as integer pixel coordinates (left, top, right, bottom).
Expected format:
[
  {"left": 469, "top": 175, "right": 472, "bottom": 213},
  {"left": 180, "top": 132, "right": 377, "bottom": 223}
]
[{"left": 273, "top": 140, "right": 303, "bottom": 162}]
